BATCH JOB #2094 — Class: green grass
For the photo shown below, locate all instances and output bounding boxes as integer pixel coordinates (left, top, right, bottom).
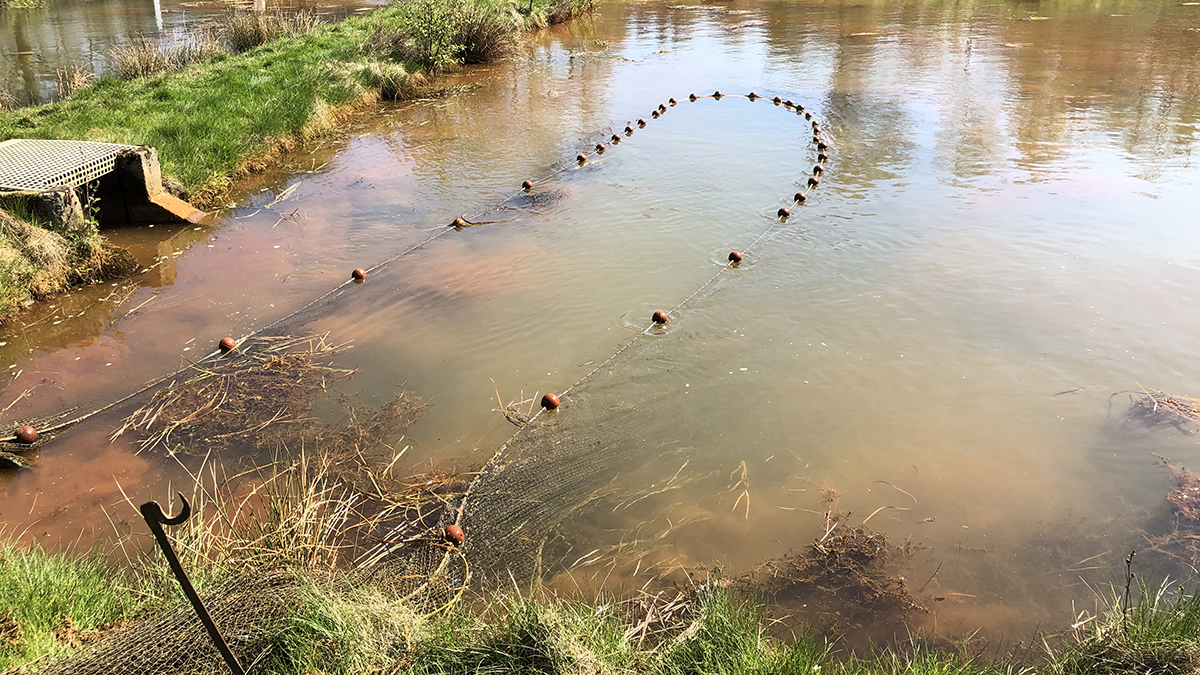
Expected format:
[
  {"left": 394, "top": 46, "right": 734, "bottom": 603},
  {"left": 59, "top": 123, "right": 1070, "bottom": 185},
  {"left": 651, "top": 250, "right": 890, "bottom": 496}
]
[{"left": 0, "top": 539, "right": 142, "bottom": 671}]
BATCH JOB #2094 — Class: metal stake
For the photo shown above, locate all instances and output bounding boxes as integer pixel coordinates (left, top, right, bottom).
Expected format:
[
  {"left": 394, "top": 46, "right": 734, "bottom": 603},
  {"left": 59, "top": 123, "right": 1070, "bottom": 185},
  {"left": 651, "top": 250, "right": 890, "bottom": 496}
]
[{"left": 141, "top": 494, "right": 246, "bottom": 675}]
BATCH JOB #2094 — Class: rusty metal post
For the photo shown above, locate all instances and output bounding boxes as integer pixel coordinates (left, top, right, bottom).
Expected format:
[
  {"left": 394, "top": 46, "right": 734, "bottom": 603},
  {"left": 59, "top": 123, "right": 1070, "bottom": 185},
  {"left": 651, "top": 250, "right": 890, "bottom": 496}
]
[{"left": 141, "top": 494, "right": 246, "bottom": 675}]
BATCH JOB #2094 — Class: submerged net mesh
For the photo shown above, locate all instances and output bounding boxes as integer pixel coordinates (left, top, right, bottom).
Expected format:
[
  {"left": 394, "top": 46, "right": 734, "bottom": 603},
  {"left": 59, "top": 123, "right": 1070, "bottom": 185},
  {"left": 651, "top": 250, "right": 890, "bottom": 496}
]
[{"left": 28, "top": 92, "right": 826, "bottom": 673}]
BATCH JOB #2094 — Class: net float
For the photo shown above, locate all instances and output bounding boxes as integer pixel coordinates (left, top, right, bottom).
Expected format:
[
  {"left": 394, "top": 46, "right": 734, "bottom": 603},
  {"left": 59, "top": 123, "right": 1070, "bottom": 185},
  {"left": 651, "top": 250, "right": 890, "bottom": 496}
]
[
  {"left": 444, "top": 524, "right": 465, "bottom": 546},
  {"left": 652, "top": 110, "right": 660, "bottom": 119},
  {"left": 596, "top": 143, "right": 606, "bottom": 153},
  {"left": 728, "top": 251, "right": 743, "bottom": 263},
  {"left": 611, "top": 134, "right": 621, "bottom": 144},
  {"left": 748, "top": 92, "right": 758, "bottom": 100},
  {"left": 778, "top": 207, "right": 790, "bottom": 218},
  {"left": 15, "top": 426, "right": 37, "bottom": 444},
  {"left": 522, "top": 180, "right": 533, "bottom": 190},
  {"left": 805, "top": 112, "right": 812, "bottom": 120},
  {"left": 625, "top": 125, "right": 634, "bottom": 135},
  {"left": 219, "top": 337, "right": 236, "bottom": 352},
  {"left": 813, "top": 164, "right": 825, "bottom": 175},
  {"left": 658, "top": 104, "right": 667, "bottom": 113},
  {"left": 817, "top": 142, "right": 828, "bottom": 151},
  {"left": 453, "top": 217, "right": 468, "bottom": 227},
  {"left": 785, "top": 100, "right": 794, "bottom": 107},
  {"left": 652, "top": 310, "right": 669, "bottom": 324},
  {"left": 713, "top": 90, "right": 722, "bottom": 99},
  {"left": 351, "top": 268, "right": 366, "bottom": 281},
  {"left": 811, "top": 121, "right": 820, "bottom": 130},
  {"left": 812, "top": 135, "right": 821, "bottom": 144},
  {"left": 794, "top": 192, "right": 807, "bottom": 202},
  {"left": 637, "top": 118, "right": 647, "bottom": 127},
  {"left": 773, "top": 96, "right": 782, "bottom": 104},
  {"left": 689, "top": 93, "right": 697, "bottom": 101},
  {"left": 669, "top": 97, "right": 677, "bottom": 105},
  {"left": 817, "top": 152, "right": 829, "bottom": 162},
  {"left": 796, "top": 104, "right": 805, "bottom": 111},
  {"left": 808, "top": 176, "right": 820, "bottom": 187},
  {"left": 541, "top": 393, "right": 560, "bottom": 410},
  {"left": 576, "top": 153, "right": 587, "bottom": 164}
]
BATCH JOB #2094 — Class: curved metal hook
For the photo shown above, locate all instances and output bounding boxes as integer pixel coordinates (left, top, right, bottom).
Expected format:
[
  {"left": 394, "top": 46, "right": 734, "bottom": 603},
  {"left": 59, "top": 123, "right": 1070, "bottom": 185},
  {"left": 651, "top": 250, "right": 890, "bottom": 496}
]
[{"left": 139, "top": 492, "right": 191, "bottom": 526}]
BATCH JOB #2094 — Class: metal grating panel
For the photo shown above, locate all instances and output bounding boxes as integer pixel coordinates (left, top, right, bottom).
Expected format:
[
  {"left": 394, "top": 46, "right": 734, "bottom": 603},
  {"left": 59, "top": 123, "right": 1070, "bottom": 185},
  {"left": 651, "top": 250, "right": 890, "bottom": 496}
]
[{"left": 0, "top": 139, "right": 138, "bottom": 191}]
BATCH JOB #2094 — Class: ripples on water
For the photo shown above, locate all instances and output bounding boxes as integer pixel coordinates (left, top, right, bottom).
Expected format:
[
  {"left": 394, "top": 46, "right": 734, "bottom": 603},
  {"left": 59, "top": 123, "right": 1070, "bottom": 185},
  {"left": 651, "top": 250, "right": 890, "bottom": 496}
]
[{"left": 2, "top": 0, "right": 1199, "bottom": 640}]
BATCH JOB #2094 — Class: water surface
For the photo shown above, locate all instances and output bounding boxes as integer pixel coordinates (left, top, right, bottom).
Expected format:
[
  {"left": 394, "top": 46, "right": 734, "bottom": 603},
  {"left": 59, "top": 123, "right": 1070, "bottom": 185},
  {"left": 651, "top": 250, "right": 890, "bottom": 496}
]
[{"left": 2, "top": 0, "right": 1200, "bottom": 640}]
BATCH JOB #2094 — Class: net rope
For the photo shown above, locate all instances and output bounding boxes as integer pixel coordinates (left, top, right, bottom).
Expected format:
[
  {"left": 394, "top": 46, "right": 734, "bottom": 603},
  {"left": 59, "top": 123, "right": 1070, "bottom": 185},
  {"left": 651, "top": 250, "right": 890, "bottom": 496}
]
[{"left": 29, "top": 90, "right": 830, "bottom": 674}]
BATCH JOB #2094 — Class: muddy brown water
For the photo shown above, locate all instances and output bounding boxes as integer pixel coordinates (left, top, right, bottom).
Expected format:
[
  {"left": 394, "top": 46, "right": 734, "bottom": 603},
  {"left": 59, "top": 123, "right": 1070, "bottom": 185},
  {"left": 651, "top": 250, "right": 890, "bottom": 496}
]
[{"left": 3, "top": 0, "right": 1200, "bottom": 642}]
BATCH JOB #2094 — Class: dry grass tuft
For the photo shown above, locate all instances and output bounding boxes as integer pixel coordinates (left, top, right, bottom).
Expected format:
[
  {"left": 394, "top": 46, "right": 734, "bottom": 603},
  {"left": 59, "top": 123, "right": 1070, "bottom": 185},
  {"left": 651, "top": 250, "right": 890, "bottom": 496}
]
[
  {"left": 53, "top": 65, "right": 95, "bottom": 100},
  {"left": 223, "top": 9, "right": 325, "bottom": 53},
  {"left": 109, "top": 31, "right": 223, "bottom": 80}
]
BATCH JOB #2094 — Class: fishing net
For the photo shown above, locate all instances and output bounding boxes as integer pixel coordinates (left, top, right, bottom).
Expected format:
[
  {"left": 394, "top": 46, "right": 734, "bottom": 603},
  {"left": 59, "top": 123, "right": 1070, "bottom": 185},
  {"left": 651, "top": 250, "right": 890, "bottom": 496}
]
[{"left": 20, "top": 91, "right": 829, "bottom": 674}]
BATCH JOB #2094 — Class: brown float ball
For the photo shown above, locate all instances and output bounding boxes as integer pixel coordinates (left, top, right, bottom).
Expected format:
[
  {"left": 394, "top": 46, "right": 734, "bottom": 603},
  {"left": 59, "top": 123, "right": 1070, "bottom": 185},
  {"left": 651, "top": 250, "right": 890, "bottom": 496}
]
[
  {"left": 658, "top": 104, "right": 667, "bottom": 113},
  {"left": 812, "top": 135, "right": 821, "bottom": 143},
  {"left": 728, "top": 251, "right": 743, "bottom": 263},
  {"left": 453, "top": 217, "right": 468, "bottom": 227},
  {"left": 817, "top": 142, "right": 828, "bottom": 151},
  {"left": 794, "top": 192, "right": 807, "bottom": 203},
  {"left": 637, "top": 118, "right": 647, "bottom": 127},
  {"left": 689, "top": 93, "right": 697, "bottom": 101},
  {"left": 444, "top": 524, "right": 465, "bottom": 546},
  {"left": 778, "top": 207, "right": 790, "bottom": 219},
  {"left": 351, "top": 268, "right": 366, "bottom": 281},
  {"left": 611, "top": 134, "right": 621, "bottom": 144},
  {"left": 796, "top": 104, "right": 805, "bottom": 112},
  {"left": 713, "top": 90, "right": 722, "bottom": 99},
  {"left": 219, "top": 337, "right": 237, "bottom": 352},
  {"left": 805, "top": 112, "right": 812, "bottom": 120},
  {"left": 748, "top": 92, "right": 758, "bottom": 100},
  {"left": 773, "top": 96, "right": 782, "bottom": 105},
  {"left": 651, "top": 110, "right": 660, "bottom": 119},
  {"left": 15, "top": 426, "right": 37, "bottom": 444},
  {"left": 811, "top": 121, "right": 820, "bottom": 130},
  {"left": 669, "top": 98, "right": 677, "bottom": 105},
  {"left": 625, "top": 125, "right": 634, "bottom": 135},
  {"left": 541, "top": 393, "right": 561, "bottom": 410},
  {"left": 577, "top": 154, "right": 587, "bottom": 164},
  {"left": 596, "top": 143, "right": 606, "bottom": 153},
  {"left": 808, "top": 176, "right": 820, "bottom": 187},
  {"left": 652, "top": 310, "right": 669, "bottom": 324},
  {"left": 785, "top": 100, "right": 795, "bottom": 108},
  {"left": 813, "top": 164, "right": 824, "bottom": 174},
  {"left": 522, "top": 180, "right": 534, "bottom": 190},
  {"left": 817, "top": 152, "right": 829, "bottom": 162}
]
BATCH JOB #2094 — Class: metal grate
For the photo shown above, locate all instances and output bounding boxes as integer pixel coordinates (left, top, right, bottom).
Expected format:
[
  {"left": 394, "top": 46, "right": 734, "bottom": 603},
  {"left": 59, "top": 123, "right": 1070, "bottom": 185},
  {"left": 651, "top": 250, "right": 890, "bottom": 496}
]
[{"left": 0, "top": 139, "right": 138, "bottom": 191}]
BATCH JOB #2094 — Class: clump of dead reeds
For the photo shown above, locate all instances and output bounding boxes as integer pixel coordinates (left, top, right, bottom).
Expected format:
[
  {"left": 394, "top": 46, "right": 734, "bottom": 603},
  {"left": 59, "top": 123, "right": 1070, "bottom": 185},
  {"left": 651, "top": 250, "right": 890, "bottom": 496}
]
[
  {"left": 53, "top": 64, "right": 94, "bottom": 100},
  {"left": 114, "top": 333, "right": 381, "bottom": 454},
  {"left": 109, "top": 30, "right": 224, "bottom": 80},
  {"left": 1119, "top": 384, "right": 1200, "bottom": 435},
  {"left": 0, "top": 91, "right": 17, "bottom": 112},
  {"left": 223, "top": 9, "right": 325, "bottom": 53},
  {"left": 743, "top": 512, "right": 924, "bottom": 633}
]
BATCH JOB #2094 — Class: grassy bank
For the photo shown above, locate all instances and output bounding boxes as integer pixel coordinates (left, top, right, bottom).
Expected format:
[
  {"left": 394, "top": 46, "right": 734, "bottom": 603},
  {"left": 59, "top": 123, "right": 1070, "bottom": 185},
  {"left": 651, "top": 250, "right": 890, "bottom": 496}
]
[
  {"left": 3, "top": 446, "right": 1200, "bottom": 674},
  {"left": 0, "top": 201, "right": 136, "bottom": 319},
  {"left": 5, "top": 536, "right": 1200, "bottom": 674},
  {"left": 0, "top": 0, "right": 587, "bottom": 207}
]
